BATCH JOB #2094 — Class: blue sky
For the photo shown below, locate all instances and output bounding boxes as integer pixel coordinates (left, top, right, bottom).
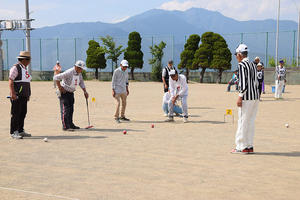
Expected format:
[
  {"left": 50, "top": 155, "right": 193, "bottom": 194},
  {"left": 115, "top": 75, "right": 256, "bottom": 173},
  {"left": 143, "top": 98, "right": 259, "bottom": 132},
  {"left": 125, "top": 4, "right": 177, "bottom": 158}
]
[{"left": 0, "top": 0, "right": 299, "bottom": 28}]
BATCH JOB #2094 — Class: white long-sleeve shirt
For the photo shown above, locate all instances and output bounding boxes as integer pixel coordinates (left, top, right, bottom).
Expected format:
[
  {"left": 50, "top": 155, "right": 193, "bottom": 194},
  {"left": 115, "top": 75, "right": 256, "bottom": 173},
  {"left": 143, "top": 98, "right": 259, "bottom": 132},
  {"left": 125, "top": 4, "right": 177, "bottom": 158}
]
[
  {"left": 53, "top": 67, "right": 85, "bottom": 93},
  {"left": 169, "top": 74, "right": 188, "bottom": 97},
  {"left": 112, "top": 67, "right": 129, "bottom": 94}
]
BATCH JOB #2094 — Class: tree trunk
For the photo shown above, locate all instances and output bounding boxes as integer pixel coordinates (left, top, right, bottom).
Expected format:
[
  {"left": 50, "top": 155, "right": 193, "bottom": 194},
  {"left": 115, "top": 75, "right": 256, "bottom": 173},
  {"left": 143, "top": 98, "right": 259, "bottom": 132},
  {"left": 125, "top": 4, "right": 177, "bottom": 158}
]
[
  {"left": 186, "top": 68, "right": 189, "bottom": 83},
  {"left": 217, "top": 69, "right": 223, "bottom": 84},
  {"left": 111, "top": 61, "right": 114, "bottom": 76},
  {"left": 131, "top": 67, "right": 135, "bottom": 80},
  {"left": 95, "top": 68, "right": 99, "bottom": 80},
  {"left": 199, "top": 67, "right": 206, "bottom": 83}
]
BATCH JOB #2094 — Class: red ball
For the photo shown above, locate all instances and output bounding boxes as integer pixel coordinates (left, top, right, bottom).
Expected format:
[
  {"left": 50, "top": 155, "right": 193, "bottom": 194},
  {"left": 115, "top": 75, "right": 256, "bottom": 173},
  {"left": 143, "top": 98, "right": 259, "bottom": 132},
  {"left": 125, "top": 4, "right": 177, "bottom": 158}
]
[
  {"left": 123, "top": 130, "right": 127, "bottom": 134},
  {"left": 151, "top": 124, "right": 154, "bottom": 128}
]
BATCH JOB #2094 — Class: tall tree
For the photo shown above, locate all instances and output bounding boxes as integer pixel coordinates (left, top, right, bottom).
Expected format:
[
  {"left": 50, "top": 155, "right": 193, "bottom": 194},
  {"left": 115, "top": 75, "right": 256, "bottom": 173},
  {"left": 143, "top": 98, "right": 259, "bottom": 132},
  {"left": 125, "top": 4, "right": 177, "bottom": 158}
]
[
  {"left": 210, "top": 34, "right": 232, "bottom": 83},
  {"left": 86, "top": 40, "right": 106, "bottom": 80},
  {"left": 178, "top": 34, "right": 200, "bottom": 81},
  {"left": 193, "top": 32, "right": 215, "bottom": 83},
  {"left": 149, "top": 41, "right": 166, "bottom": 82},
  {"left": 101, "top": 36, "right": 125, "bottom": 75},
  {"left": 124, "top": 31, "right": 144, "bottom": 80}
]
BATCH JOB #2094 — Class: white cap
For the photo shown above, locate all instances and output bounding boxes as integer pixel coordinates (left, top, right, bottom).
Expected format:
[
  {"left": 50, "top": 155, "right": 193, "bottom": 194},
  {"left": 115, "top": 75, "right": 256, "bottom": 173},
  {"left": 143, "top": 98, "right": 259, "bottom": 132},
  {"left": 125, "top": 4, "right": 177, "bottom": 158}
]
[
  {"left": 169, "top": 69, "right": 176, "bottom": 76},
  {"left": 120, "top": 60, "right": 129, "bottom": 67},
  {"left": 255, "top": 56, "right": 260, "bottom": 60},
  {"left": 75, "top": 60, "right": 86, "bottom": 69},
  {"left": 56, "top": 60, "right": 60, "bottom": 64},
  {"left": 235, "top": 44, "right": 249, "bottom": 54},
  {"left": 257, "top": 62, "right": 263, "bottom": 66}
]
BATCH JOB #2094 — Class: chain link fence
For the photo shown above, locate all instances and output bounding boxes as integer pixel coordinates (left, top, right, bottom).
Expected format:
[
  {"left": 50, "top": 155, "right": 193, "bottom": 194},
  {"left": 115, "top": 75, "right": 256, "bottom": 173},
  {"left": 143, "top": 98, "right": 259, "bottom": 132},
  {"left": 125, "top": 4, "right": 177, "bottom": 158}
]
[{"left": 1, "top": 31, "right": 299, "bottom": 72}]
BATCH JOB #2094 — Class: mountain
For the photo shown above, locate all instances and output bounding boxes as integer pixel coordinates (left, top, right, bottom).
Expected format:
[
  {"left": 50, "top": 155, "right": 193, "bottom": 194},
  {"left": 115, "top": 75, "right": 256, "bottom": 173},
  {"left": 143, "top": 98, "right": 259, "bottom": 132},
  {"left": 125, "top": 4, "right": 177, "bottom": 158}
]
[{"left": 2, "top": 8, "right": 298, "bottom": 72}]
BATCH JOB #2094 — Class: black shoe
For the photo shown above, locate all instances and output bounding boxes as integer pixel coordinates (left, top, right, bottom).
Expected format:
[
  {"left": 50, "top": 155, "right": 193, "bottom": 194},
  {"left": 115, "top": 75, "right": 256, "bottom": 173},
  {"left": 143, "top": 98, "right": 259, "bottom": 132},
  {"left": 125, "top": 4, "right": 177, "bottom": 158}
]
[
  {"left": 247, "top": 147, "right": 254, "bottom": 154},
  {"left": 71, "top": 124, "right": 80, "bottom": 129},
  {"left": 19, "top": 131, "right": 32, "bottom": 137},
  {"left": 62, "top": 128, "right": 75, "bottom": 132},
  {"left": 120, "top": 117, "right": 130, "bottom": 121}
]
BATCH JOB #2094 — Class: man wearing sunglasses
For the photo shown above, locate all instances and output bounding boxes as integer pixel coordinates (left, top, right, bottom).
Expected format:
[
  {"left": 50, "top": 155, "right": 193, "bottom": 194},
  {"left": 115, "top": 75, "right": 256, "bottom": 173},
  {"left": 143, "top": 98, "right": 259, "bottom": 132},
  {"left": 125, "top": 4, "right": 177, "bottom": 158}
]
[{"left": 8, "top": 51, "right": 32, "bottom": 139}]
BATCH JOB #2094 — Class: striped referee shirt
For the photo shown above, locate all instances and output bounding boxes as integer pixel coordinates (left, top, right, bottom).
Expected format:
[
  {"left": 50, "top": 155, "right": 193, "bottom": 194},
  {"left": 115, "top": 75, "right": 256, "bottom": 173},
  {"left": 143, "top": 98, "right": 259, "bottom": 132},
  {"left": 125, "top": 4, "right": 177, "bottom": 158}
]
[{"left": 238, "top": 57, "right": 259, "bottom": 100}]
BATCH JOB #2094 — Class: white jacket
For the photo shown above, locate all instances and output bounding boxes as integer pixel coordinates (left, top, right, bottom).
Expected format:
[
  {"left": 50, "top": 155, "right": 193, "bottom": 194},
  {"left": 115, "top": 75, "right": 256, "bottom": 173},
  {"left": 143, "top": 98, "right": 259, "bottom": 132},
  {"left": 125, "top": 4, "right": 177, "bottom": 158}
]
[{"left": 169, "top": 74, "right": 188, "bottom": 97}]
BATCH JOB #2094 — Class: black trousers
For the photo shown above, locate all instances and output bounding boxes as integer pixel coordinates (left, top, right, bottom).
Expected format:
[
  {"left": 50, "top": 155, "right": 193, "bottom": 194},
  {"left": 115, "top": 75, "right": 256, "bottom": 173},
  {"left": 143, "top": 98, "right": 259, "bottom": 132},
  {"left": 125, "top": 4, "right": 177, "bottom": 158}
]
[
  {"left": 10, "top": 96, "right": 28, "bottom": 135},
  {"left": 164, "top": 81, "right": 169, "bottom": 93},
  {"left": 258, "top": 82, "right": 263, "bottom": 96},
  {"left": 59, "top": 92, "right": 75, "bottom": 129}
]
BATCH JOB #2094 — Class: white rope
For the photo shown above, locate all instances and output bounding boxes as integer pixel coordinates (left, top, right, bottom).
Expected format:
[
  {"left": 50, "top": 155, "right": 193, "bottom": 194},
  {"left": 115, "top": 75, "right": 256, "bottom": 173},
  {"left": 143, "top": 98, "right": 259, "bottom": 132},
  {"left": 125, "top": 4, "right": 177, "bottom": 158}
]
[{"left": 0, "top": 186, "right": 80, "bottom": 200}]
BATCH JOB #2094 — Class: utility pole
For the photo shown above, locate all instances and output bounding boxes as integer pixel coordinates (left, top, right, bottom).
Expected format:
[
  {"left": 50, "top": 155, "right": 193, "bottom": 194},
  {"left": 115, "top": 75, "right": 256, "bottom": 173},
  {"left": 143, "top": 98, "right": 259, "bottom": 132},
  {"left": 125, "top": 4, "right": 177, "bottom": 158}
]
[
  {"left": 0, "top": 1, "right": 34, "bottom": 81},
  {"left": 25, "top": 0, "right": 32, "bottom": 74},
  {"left": 275, "top": 0, "right": 280, "bottom": 66},
  {"left": 297, "top": 11, "right": 300, "bottom": 67}
]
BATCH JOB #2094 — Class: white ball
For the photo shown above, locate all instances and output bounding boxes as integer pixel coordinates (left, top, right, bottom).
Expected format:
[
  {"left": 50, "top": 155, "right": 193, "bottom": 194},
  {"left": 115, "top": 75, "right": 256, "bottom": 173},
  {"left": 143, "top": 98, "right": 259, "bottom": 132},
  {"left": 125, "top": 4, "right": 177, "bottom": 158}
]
[
  {"left": 43, "top": 137, "right": 48, "bottom": 142},
  {"left": 285, "top": 124, "right": 289, "bottom": 128}
]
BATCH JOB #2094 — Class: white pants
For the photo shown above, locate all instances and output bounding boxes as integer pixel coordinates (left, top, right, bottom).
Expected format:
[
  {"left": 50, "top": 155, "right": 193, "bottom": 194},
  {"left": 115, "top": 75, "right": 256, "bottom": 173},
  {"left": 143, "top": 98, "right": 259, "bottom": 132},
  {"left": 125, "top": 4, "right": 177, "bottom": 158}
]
[
  {"left": 235, "top": 100, "right": 259, "bottom": 150},
  {"left": 168, "top": 95, "right": 188, "bottom": 117},
  {"left": 275, "top": 80, "right": 284, "bottom": 98}
]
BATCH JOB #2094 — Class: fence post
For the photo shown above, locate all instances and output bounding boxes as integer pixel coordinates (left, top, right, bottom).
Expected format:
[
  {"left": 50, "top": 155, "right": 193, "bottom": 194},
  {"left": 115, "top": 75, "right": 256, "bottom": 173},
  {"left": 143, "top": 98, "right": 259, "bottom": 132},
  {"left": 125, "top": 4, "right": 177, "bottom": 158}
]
[
  {"left": 240, "top": 33, "right": 244, "bottom": 43},
  {"left": 151, "top": 36, "right": 153, "bottom": 59},
  {"left": 172, "top": 35, "right": 174, "bottom": 61},
  {"left": 39, "top": 38, "right": 42, "bottom": 71},
  {"left": 74, "top": 38, "right": 77, "bottom": 62},
  {"left": 293, "top": 30, "right": 296, "bottom": 64},
  {"left": 265, "top": 32, "right": 269, "bottom": 68},
  {"left": 6, "top": 39, "right": 9, "bottom": 70},
  {"left": 22, "top": 39, "right": 25, "bottom": 51},
  {"left": 56, "top": 38, "right": 59, "bottom": 61}
]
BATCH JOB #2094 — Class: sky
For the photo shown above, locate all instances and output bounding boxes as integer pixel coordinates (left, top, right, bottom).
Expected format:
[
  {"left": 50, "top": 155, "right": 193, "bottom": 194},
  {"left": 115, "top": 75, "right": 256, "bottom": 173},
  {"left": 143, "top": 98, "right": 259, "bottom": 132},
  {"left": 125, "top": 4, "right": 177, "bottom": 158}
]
[{"left": 0, "top": 0, "right": 299, "bottom": 28}]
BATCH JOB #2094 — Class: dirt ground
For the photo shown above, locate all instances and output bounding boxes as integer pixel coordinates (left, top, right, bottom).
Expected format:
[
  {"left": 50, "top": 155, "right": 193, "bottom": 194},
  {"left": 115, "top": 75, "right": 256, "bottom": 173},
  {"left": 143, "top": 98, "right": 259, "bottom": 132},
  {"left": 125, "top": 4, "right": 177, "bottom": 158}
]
[{"left": 0, "top": 81, "right": 300, "bottom": 200}]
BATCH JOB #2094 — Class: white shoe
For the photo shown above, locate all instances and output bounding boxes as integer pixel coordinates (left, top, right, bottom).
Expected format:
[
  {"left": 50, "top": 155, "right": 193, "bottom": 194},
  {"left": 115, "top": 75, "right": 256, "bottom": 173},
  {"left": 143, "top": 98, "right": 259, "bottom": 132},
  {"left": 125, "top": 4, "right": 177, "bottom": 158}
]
[
  {"left": 165, "top": 117, "right": 174, "bottom": 122},
  {"left": 11, "top": 131, "right": 23, "bottom": 139},
  {"left": 183, "top": 117, "right": 188, "bottom": 123},
  {"left": 164, "top": 113, "right": 168, "bottom": 117}
]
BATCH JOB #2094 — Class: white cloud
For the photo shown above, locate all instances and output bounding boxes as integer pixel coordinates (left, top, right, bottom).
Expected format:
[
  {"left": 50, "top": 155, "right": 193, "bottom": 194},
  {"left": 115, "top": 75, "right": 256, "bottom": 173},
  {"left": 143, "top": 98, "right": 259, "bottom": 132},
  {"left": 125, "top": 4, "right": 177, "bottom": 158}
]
[
  {"left": 0, "top": 9, "right": 23, "bottom": 19},
  {"left": 159, "top": 0, "right": 299, "bottom": 22}
]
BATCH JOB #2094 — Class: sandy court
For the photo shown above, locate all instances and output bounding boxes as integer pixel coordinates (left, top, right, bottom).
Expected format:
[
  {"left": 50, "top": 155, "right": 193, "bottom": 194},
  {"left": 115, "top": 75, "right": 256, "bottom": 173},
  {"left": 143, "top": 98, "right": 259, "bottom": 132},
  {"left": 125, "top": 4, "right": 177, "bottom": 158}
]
[{"left": 0, "top": 81, "right": 300, "bottom": 200}]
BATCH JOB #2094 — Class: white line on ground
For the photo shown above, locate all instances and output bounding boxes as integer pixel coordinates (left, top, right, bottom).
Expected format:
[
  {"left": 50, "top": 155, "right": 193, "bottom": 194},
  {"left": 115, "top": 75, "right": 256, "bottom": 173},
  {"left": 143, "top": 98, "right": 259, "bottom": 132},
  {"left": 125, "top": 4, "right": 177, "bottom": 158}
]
[{"left": 0, "top": 186, "right": 80, "bottom": 200}]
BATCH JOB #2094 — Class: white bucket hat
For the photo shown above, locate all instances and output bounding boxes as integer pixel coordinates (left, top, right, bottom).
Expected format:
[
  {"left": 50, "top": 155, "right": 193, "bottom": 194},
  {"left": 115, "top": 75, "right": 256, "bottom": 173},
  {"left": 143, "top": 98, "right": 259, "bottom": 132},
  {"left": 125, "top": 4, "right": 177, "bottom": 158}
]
[{"left": 75, "top": 60, "right": 86, "bottom": 69}]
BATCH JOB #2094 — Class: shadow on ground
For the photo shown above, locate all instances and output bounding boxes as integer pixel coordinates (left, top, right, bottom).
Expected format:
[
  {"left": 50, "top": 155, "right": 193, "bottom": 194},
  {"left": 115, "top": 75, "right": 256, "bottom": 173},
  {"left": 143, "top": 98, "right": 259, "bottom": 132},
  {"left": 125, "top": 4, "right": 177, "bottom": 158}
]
[
  {"left": 77, "top": 128, "right": 145, "bottom": 132},
  {"left": 189, "top": 107, "right": 215, "bottom": 110},
  {"left": 188, "top": 120, "right": 225, "bottom": 124},
  {"left": 255, "top": 151, "right": 300, "bottom": 157},
  {"left": 26, "top": 135, "right": 107, "bottom": 140}
]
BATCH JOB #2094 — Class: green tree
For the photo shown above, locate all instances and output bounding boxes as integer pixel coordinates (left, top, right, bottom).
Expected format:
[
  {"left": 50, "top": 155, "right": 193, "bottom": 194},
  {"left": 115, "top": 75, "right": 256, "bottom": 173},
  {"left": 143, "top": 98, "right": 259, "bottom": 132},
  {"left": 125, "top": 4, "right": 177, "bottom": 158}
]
[
  {"left": 193, "top": 32, "right": 215, "bottom": 83},
  {"left": 101, "top": 36, "right": 125, "bottom": 75},
  {"left": 124, "top": 31, "right": 144, "bottom": 80},
  {"left": 210, "top": 34, "right": 232, "bottom": 83},
  {"left": 149, "top": 41, "right": 166, "bottom": 82},
  {"left": 86, "top": 40, "right": 106, "bottom": 80},
  {"left": 269, "top": 56, "right": 276, "bottom": 67},
  {"left": 178, "top": 34, "right": 200, "bottom": 81}
]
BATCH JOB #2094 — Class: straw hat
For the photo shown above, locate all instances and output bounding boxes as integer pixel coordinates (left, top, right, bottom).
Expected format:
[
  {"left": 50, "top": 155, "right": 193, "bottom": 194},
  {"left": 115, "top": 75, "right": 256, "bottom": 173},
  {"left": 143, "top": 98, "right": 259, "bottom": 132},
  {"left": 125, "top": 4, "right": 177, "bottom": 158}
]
[{"left": 17, "top": 51, "right": 31, "bottom": 59}]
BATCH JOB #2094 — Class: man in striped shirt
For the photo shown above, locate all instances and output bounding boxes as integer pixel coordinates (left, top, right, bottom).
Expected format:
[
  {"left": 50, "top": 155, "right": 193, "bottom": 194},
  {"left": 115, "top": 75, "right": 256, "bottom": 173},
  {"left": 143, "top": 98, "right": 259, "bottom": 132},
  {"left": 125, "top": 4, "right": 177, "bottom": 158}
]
[{"left": 232, "top": 44, "right": 260, "bottom": 154}]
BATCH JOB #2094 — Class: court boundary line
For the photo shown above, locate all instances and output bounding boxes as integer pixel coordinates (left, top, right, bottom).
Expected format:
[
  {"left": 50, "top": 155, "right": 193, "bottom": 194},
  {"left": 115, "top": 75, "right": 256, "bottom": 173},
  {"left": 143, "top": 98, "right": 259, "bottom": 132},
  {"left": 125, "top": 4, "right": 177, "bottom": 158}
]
[{"left": 0, "top": 186, "right": 80, "bottom": 200}]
